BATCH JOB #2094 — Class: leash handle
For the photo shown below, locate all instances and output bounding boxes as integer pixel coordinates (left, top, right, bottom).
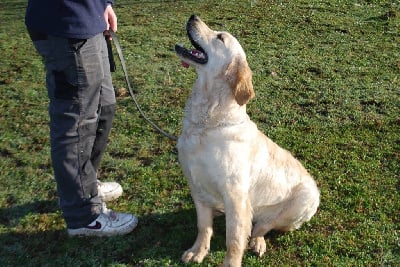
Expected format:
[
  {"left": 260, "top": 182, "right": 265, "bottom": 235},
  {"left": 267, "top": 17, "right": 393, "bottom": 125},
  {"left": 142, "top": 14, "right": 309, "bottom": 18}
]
[
  {"left": 108, "top": 30, "right": 178, "bottom": 141},
  {"left": 105, "top": 36, "right": 116, "bottom": 72},
  {"left": 104, "top": 35, "right": 117, "bottom": 72}
]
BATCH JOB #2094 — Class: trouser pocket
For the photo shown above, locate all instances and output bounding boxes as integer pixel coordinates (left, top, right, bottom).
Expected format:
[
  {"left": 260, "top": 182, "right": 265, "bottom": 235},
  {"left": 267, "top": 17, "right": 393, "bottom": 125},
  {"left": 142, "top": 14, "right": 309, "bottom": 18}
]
[{"left": 68, "top": 38, "right": 87, "bottom": 52}]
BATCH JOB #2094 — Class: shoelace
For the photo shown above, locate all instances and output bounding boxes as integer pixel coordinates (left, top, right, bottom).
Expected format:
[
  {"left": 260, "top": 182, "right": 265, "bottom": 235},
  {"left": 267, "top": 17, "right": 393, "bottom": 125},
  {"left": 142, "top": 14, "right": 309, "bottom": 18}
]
[
  {"left": 97, "top": 180, "right": 105, "bottom": 189},
  {"left": 101, "top": 202, "right": 118, "bottom": 221}
]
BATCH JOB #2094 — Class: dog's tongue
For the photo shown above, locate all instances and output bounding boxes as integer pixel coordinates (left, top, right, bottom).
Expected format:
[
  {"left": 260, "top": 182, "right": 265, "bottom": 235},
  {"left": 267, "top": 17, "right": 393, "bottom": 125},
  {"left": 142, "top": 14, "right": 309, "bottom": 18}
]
[
  {"left": 181, "top": 61, "right": 190, "bottom": 68},
  {"left": 181, "top": 49, "right": 202, "bottom": 68}
]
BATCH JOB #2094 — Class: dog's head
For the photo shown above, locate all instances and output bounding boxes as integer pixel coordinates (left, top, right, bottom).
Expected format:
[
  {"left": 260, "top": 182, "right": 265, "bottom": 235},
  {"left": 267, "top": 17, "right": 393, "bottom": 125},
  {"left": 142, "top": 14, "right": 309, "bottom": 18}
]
[{"left": 175, "top": 15, "right": 254, "bottom": 106}]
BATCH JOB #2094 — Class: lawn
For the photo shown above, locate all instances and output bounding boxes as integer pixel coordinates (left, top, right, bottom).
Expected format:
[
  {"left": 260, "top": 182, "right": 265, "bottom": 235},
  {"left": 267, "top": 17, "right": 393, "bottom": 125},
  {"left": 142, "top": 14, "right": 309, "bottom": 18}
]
[{"left": 0, "top": 0, "right": 399, "bottom": 266}]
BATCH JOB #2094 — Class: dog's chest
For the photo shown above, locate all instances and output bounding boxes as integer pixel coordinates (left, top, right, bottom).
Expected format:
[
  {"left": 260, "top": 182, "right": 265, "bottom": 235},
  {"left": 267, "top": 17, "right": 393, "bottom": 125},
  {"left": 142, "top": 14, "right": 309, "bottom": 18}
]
[{"left": 177, "top": 134, "right": 230, "bottom": 207}]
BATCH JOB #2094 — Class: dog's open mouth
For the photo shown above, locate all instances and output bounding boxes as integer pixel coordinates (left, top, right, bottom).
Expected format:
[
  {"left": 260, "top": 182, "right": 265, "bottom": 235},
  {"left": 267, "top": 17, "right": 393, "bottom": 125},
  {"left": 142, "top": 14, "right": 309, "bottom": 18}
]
[
  {"left": 175, "top": 20, "right": 208, "bottom": 67},
  {"left": 175, "top": 46, "right": 207, "bottom": 68}
]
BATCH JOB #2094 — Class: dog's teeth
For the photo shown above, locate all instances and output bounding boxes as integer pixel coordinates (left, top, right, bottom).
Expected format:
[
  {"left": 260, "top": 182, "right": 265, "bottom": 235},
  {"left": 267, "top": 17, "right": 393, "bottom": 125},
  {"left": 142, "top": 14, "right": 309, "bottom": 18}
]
[{"left": 190, "top": 50, "right": 205, "bottom": 59}]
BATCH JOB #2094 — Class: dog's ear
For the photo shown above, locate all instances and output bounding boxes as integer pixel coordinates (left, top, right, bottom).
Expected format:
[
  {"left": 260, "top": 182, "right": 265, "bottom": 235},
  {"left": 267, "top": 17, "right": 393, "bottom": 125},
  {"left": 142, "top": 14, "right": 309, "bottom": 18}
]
[{"left": 225, "top": 57, "right": 255, "bottom": 105}]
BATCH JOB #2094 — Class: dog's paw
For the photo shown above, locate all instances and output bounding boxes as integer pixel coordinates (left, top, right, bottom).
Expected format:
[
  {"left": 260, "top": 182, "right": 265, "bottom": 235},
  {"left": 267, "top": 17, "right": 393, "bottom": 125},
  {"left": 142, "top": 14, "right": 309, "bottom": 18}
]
[
  {"left": 181, "top": 248, "right": 208, "bottom": 263},
  {"left": 249, "top": 236, "right": 266, "bottom": 257},
  {"left": 220, "top": 257, "right": 242, "bottom": 267}
]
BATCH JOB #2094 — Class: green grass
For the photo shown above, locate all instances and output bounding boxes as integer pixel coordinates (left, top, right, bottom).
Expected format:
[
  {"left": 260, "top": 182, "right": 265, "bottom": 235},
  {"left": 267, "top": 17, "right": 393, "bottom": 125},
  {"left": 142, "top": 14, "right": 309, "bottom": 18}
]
[{"left": 1, "top": 0, "right": 399, "bottom": 266}]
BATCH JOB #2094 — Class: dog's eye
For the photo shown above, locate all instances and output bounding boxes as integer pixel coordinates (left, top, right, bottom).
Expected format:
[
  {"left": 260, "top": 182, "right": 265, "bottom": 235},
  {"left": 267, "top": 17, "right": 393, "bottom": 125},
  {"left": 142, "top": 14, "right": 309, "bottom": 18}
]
[{"left": 217, "top": 33, "right": 225, "bottom": 43}]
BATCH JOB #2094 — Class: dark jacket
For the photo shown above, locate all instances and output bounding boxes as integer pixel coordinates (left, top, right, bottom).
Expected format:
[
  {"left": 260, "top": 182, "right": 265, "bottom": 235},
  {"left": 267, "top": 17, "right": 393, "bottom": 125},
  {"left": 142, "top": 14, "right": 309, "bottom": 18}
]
[{"left": 25, "top": 0, "right": 114, "bottom": 39}]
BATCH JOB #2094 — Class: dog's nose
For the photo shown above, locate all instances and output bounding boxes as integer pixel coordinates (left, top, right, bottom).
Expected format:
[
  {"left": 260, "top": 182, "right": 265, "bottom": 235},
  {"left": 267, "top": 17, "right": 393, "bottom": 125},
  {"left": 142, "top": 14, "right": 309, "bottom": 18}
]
[
  {"left": 187, "top": 15, "right": 200, "bottom": 31},
  {"left": 189, "top": 14, "right": 200, "bottom": 22}
]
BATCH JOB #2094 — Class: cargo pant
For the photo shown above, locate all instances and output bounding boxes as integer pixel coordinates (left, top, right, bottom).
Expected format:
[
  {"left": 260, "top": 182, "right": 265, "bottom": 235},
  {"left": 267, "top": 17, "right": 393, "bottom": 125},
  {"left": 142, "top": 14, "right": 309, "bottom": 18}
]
[{"left": 29, "top": 30, "right": 116, "bottom": 229}]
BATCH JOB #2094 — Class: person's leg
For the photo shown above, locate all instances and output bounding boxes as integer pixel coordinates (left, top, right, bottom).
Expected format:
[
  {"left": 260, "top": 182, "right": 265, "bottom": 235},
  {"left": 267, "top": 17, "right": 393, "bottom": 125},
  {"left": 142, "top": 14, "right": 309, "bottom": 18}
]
[
  {"left": 90, "top": 35, "right": 123, "bottom": 202},
  {"left": 38, "top": 34, "right": 106, "bottom": 229},
  {"left": 30, "top": 31, "right": 137, "bottom": 235},
  {"left": 90, "top": 104, "right": 115, "bottom": 172},
  {"left": 90, "top": 34, "right": 116, "bottom": 171},
  {"left": 90, "top": 38, "right": 116, "bottom": 173}
]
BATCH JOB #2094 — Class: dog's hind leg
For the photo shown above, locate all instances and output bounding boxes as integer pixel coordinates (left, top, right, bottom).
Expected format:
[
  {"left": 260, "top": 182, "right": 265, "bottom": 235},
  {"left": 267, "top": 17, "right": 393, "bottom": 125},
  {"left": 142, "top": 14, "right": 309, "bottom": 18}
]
[
  {"left": 182, "top": 199, "right": 213, "bottom": 264},
  {"left": 274, "top": 181, "right": 320, "bottom": 232},
  {"left": 249, "top": 207, "right": 280, "bottom": 257},
  {"left": 250, "top": 181, "right": 319, "bottom": 257},
  {"left": 249, "top": 222, "right": 274, "bottom": 257}
]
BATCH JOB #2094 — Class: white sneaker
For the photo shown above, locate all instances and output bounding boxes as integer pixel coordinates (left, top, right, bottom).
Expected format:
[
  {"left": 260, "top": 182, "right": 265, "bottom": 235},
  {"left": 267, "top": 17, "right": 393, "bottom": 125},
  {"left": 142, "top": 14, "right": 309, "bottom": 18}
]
[
  {"left": 67, "top": 204, "right": 138, "bottom": 237},
  {"left": 97, "top": 180, "right": 123, "bottom": 202}
]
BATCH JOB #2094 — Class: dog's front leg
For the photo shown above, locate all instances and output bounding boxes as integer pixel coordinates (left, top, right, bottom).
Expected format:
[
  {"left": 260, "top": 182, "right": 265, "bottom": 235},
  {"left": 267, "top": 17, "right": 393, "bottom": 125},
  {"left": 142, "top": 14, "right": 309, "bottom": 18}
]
[
  {"left": 182, "top": 199, "right": 213, "bottom": 264},
  {"left": 222, "top": 189, "right": 252, "bottom": 267}
]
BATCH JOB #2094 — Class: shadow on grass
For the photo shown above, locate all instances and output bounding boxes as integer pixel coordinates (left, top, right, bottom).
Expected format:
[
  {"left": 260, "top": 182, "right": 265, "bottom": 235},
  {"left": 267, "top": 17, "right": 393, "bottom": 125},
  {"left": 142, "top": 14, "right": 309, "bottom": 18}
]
[
  {"left": 0, "top": 205, "right": 226, "bottom": 266},
  {"left": 0, "top": 200, "right": 59, "bottom": 226},
  {"left": 0, "top": 201, "right": 287, "bottom": 266}
]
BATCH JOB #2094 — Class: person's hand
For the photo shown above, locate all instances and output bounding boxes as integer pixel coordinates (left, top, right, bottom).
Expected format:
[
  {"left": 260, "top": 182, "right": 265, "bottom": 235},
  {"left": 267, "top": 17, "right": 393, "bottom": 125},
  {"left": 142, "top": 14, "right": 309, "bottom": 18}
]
[{"left": 104, "top": 5, "right": 117, "bottom": 32}]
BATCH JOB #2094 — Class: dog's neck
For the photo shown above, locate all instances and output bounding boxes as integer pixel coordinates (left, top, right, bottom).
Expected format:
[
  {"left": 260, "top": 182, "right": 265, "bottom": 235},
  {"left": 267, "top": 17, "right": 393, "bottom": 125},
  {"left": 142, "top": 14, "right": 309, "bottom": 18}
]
[{"left": 182, "top": 76, "right": 249, "bottom": 129}]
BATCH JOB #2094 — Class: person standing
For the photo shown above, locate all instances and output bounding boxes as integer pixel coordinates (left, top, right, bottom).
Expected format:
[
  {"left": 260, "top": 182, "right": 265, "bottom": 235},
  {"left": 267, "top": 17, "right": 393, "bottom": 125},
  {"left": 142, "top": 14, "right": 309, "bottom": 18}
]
[{"left": 25, "top": 0, "right": 138, "bottom": 236}]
